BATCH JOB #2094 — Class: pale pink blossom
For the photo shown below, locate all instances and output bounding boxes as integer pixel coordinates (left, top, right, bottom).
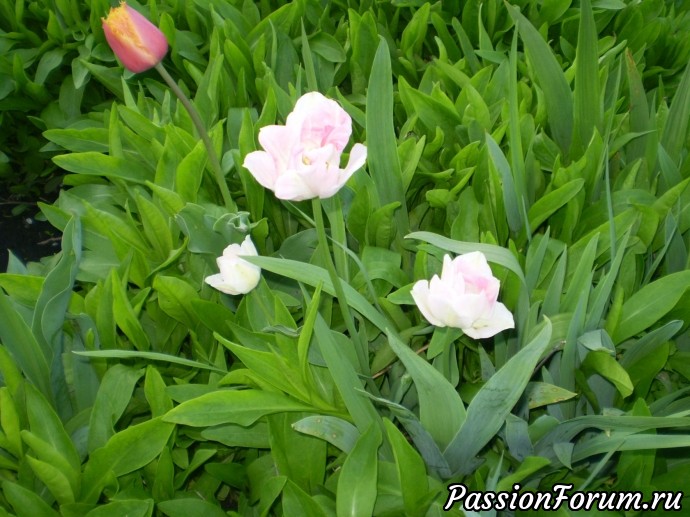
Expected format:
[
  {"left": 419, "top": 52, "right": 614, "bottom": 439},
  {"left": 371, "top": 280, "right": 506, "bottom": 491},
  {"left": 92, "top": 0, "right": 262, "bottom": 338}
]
[
  {"left": 205, "top": 236, "right": 261, "bottom": 295},
  {"left": 411, "top": 252, "right": 514, "bottom": 339},
  {"left": 243, "top": 92, "right": 367, "bottom": 201},
  {"left": 102, "top": 2, "right": 168, "bottom": 73}
]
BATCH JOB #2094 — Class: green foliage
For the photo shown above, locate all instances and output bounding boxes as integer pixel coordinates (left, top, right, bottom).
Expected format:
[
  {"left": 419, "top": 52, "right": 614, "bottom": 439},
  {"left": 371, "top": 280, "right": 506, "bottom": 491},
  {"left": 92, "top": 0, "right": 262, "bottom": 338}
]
[{"left": 2, "top": 0, "right": 690, "bottom": 515}]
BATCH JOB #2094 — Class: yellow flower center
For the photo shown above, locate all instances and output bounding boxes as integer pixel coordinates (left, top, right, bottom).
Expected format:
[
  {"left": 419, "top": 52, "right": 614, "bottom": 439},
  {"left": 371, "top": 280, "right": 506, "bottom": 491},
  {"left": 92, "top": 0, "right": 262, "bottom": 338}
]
[{"left": 103, "top": 2, "right": 148, "bottom": 55}]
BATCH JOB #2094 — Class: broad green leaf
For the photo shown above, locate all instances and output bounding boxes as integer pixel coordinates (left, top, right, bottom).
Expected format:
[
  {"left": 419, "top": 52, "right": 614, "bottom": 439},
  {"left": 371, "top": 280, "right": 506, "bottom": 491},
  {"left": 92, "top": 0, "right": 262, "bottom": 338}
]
[
  {"left": 0, "top": 294, "right": 53, "bottom": 403},
  {"left": 406, "top": 231, "right": 526, "bottom": 287},
  {"left": 25, "top": 455, "right": 75, "bottom": 505},
  {"left": 563, "top": 233, "right": 598, "bottom": 311},
  {"left": 367, "top": 37, "right": 408, "bottom": 233},
  {"left": 85, "top": 499, "right": 154, "bottom": 517},
  {"left": 336, "top": 424, "right": 381, "bottom": 517},
  {"left": 612, "top": 270, "right": 690, "bottom": 343},
  {"left": 574, "top": 433, "right": 690, "bottom": 463},
  {"left": 153, "top": 276, "right": 200, "bottom": 329},
  {"left": 582, "top": 350, "right": 634, "bottom": 398},
  {"left": 282, "top": 481, "right": 328, "bottom": 517},
  {"left": 526, "top": 382, "right": 578, "bottom": 409},
  {"left": 268, "top": 413, "right": 326, "bottom": 494},
  {"left": 624, "top": 49, "right": 651, "bottom": 163},
  {"left": 384, "top": 419, "right": 428, "bottom": 516},
  {"left": 399, "top": 77, "right": 462, "bottom": 145},
  {"left": 25, "top": 385, "right": 80, "bottom": 471},
  {"left": 615, "top": 399, "right": 655, "bottom": 492},
  {"left": 21, "top": 431, "right": 79, "bottom": 496},
  {"left": 507, "top": 3, "right": 573, "bottom": 154},
  {"left": 217, "top": 334, "right": 311, "bottom": 404},
  {"left": 43, "top": 128, "right": 109, "bottom": 153},
  {"left": 486, "top": 133, "right": 522, "bottom": 233},
  {"left": 300, "top": 22, "right": 318, "bottom": 92},
  {"left": 586, "top": 229, "right": 631, "bottom": 330},
  {"left": 0, "top": 388, "right": 21, "bottom": 457},
  {"left": 621, "top": 321, "right": 679, "bottom": 397},
  {"left": 202, "top": 421, "right": 270, "bottom": 449},
  {"left": 88, "top": 365, "right": 144, "bottom": 452},
  {"left": 358, "top": 391, "right": 451, "bottom": 478},
  {"left": 535, "top": 415, "right": 690, "bottom": 453},
  {"left": 348, "top": 10, "right": 378, "bottom": 94},
  {"left": 244, "top": 256, "right": 392, "bottom": 333},
  {"left": 158, "top": 499, "right": 227, "bottom": 517},
  {"left": 400, "top": 3, "right": 430, "bottom": 57},
  {"left": 0, "top": 275, "right": 84, "bottom": 313},
  {"left": 135, "top": 194, "right": 173, "bottom": 261},
  {"left": 82, "top": 417, "right": 174, "bottom": 503},
  {"left": 53, "top": 152, "right": 152, "bottom": 184},
  {"left": 444, "top": 319, "right": 552, "bottom": 474},
  {"left": 144, "top": 365, "right": 174, "bottom": 418},
  {"left": 31, "top": 217, "right": 81, "bottom": 414},
  {"left": 152, "top": 447, "right": 174, "bottom": 501},
  {"left": 2, "top": 481, "right": 60, "bottom": 517},
  {"left": 311, "top": 310, "right": 383, "bottom": 434},
  {"left": 386, "top": 330, "right": 465, "bottom": 450},
  {"left": 109, "top": 269, "right": 150, "bottom": 351},
  {"left": 163, "top": 389, "right": 313, "bottom": 427},
  {"left": 496, "top": 456, "right": 551, "bottom": 491},
  {"left": 293, "top": 415, "right": 359, "bottom": 453},
  {"left": 175, "top": 140, "right": 207, "bottom": 203},
  {"left": 661, "top": 60, "right": 690, "bottom": 164},
  {"left": 528, "top": 179, "right": 584, "bottom": 230},
  {"left": 74, "top": 350, "right": 224, "bottom": 373},
  {"left": 572, "top": 0, "right": 600, "bottom": 151},
  {"left": 367, "top": 201, "right": 401, "bottom": 249}
]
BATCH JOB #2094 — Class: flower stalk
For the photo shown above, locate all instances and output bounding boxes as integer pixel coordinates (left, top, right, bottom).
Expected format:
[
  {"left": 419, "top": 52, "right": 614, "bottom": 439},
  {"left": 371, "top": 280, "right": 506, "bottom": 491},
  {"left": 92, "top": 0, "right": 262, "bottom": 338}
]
[
  {"left": 312, "top": 198, "right": 371, "bottom": 380},
  {"left": 154, "top": 63, "right": 236, "bottom": 212}
]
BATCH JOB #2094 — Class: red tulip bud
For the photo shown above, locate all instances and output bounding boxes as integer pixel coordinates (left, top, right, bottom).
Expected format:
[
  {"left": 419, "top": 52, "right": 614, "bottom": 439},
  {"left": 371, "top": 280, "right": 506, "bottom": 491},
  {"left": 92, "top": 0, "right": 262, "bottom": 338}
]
[{"left": 102, "top": 2, "right": 168, "bottom": 73}]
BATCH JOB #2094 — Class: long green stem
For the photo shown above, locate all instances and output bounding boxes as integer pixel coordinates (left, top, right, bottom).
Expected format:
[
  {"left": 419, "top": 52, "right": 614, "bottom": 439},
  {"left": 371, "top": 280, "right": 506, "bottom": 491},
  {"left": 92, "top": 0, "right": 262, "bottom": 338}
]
[
  {"left": 323, "top": 196, "right": 349, "bottom": 281},
  {"left": 155, "top": 63, "right": 235, "bottom": 212},
  {"left": 312, "top": 198, "right": 373, "bottom": 382}
]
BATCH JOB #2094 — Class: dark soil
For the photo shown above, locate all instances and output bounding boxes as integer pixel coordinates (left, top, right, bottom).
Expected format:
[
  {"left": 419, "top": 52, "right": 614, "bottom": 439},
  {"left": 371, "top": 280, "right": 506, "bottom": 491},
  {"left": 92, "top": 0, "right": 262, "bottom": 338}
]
[{"left": 0, "top": 204, "right": 62, "bottom": 273}]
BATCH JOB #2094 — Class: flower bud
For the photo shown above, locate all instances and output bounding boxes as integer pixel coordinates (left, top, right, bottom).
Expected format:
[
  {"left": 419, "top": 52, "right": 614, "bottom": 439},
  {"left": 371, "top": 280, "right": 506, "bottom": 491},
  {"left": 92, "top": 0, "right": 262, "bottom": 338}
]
[
  {"left": 411, "top": 252, "right": 514, "bottom": 339},
  {"left": 102, "top": 2, "right": 168, "bottom": 73},
  {"left": 205, "top": 236, "right": 261, "bottom": 295}
]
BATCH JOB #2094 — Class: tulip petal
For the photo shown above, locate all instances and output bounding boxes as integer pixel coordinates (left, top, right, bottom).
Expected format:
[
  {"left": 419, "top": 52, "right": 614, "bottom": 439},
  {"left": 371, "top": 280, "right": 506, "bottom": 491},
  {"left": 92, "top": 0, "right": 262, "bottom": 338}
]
[
  {"left": 463, "top": 302, "right": 515, "bottom": 339},
  {"left": 450, "top": 293, "right": 492, "bottom": 329},
  {"left": 205, "top": 273, "right": 242, "bottom": 296},
  {"left": 258, "top": 125, "right": 298, "bottom": 171},
  {"left": 411, "top": 280, "right": 447, "bottom": 327},
  {"left": 102, "top": 3, "right": 168, "bottom": 73},
  {"left": 273, "top": 170, "right": 315, "bottom": 201},
  {"left": 341, "top": 143, "right": 368, "bottom": 180},
  {"left": 243, "top": 150, "right": 280, "bottom": 190}
]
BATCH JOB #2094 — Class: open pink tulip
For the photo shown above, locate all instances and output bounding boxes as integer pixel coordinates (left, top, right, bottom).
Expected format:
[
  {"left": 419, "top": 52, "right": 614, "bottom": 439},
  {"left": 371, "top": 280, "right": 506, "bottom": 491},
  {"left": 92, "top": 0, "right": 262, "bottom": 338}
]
[
  {"left": 102, "top": 2, "right": 168, "bottom": 73},
  {"left": 205, "top": 236, "right": 261, "bottom": 295},
  {"left": 411, "top": 252, "right": 514, "bottom": 339},
  {"left": 243, "top": 92, "right": 367, "bottom": 201}
]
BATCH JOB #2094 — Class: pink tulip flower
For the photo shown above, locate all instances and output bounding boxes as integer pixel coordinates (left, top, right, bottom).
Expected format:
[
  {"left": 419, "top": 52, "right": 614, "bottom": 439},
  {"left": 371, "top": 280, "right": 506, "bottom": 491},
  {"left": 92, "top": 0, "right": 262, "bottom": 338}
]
[
  {"left": 102, "top": 2, "right": 168, "bottom": 73},
  {"left": 243, "top": 92, "right": 367, "bottom": 201},
  {"left": 411, "top": 252, "right": 515, "bottom": 339},
  {"left": 205, "top": 236, "right": 261, "bottom": 295}
]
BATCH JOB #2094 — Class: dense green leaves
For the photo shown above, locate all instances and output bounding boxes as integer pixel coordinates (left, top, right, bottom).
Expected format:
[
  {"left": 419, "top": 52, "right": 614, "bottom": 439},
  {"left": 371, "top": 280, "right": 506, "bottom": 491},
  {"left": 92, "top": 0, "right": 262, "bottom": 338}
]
[{"left": 3, "top": 0, "right": 690, "bottom": 514}]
